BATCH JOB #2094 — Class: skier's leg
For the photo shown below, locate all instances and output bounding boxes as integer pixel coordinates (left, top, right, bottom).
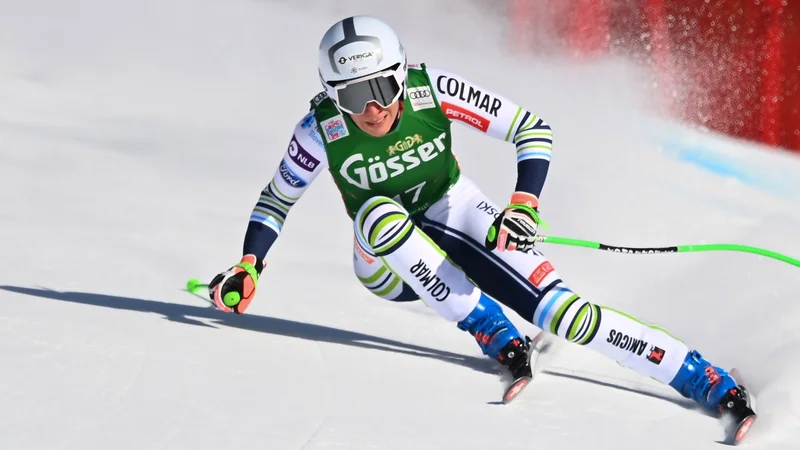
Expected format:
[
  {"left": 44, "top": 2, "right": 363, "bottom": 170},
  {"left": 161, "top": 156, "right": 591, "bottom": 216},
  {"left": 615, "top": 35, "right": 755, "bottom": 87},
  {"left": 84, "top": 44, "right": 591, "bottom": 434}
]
[
  {"left": 353, "top": 195, "right": 529, "bottom": 364},
  {"left": 418, "top": 176, "right": 738, "bottom": 412},
  {"left": 352, "top": 235, "right": 418, "bottom": 302}
]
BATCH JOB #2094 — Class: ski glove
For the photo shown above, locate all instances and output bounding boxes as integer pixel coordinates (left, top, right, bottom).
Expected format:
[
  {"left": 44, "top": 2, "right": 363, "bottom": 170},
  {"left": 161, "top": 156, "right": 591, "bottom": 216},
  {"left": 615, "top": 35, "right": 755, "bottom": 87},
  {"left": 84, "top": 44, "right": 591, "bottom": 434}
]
[
  {"left": 208, "top": 254, "right": 264, "bottom": 314},
  {"left": 485, "top": 192, "right": 545, "bottom": 253}
]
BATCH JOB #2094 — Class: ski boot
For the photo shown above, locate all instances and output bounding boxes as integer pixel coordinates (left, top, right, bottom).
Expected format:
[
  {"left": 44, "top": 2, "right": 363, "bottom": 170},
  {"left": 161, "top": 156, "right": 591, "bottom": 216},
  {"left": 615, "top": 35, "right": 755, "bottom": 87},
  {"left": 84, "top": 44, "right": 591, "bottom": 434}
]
[
  {"left": 457, "top": 293, "right": 535, "bottom": 403},
  {"left": 457, "top": 293, "right": 523, "bottom": 360},
  {"left": 669, "top": 350, "right": 757, "bottom": 445}
]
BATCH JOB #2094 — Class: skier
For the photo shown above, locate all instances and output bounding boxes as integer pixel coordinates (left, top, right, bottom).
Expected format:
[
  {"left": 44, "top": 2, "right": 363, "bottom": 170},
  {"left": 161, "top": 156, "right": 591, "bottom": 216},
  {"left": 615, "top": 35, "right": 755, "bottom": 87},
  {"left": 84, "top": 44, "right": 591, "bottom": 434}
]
[{"left": 205, "top": 15, "right": 754, "bottom": 438}]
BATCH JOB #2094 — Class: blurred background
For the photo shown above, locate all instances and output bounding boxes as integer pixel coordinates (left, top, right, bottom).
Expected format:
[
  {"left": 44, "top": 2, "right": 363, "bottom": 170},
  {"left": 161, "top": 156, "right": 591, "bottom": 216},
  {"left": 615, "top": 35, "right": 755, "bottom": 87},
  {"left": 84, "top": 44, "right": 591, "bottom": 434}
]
[{"left": 508, "top": 0, "right": 799, "bottom": 152}]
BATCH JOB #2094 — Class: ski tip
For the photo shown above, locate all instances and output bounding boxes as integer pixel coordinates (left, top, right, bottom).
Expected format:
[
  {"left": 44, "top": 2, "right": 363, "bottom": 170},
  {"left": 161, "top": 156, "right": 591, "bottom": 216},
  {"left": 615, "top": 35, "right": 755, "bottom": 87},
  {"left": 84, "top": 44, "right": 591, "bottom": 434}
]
[
  {"left": 731, "top": 415, "right": 756, "bottom": 446},
  {"left": 502, "top": 377, "right": 531, "bottom": 404}
]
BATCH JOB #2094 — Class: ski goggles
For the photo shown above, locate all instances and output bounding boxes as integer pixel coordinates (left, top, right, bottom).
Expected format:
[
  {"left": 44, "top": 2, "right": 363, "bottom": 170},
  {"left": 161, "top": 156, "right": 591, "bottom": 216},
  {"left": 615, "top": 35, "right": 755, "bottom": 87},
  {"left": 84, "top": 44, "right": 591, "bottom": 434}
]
[{"left": 329, "top": 69, "right": 403, "bottom": 115}]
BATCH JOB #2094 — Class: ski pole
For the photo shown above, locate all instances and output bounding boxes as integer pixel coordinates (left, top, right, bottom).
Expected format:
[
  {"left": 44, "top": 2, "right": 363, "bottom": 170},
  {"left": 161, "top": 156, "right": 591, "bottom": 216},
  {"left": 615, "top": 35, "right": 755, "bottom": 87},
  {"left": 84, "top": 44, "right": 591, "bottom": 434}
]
[
  {"left": 534, "top": 235, "right": 800, "bottom": 269},
  {"left": 186, "top": 278, "right": 209, "bottom": 295},
  {"left": 185, "top": 278, "right": 219, "bottom": 308}
]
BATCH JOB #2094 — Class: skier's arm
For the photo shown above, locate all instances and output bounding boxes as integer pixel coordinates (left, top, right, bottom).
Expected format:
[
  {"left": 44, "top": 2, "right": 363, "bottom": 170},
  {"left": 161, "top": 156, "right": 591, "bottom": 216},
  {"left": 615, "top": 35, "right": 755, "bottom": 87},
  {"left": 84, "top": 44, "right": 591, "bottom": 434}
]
[
  {"left": 426, "top": 66, "right": 553, "bottom": 206},
  {"left": 243, "top": 112, "right": 329, "bottom": 261},
  {"left": 207, "top": 112, "right": 329, "bottom": 314}
]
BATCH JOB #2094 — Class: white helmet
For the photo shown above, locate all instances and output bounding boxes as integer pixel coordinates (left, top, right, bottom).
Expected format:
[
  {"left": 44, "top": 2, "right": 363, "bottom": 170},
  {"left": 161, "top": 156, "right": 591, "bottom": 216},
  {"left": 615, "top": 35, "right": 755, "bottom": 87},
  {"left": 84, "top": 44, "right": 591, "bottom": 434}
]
[{"left": 318, "top": 16, "right": 407, "bottom": 115}]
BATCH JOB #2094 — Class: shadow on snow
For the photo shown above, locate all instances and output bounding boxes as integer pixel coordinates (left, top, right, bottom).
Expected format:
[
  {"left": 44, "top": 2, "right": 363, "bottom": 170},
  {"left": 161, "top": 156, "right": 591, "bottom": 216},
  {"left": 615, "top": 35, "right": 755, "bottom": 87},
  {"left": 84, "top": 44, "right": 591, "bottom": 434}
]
[
  {"left": 1, "top": 284, "right": 704, "bottom": 412},
  {"left": 0, "top": 285, "right": 499, "bottom": 375}
]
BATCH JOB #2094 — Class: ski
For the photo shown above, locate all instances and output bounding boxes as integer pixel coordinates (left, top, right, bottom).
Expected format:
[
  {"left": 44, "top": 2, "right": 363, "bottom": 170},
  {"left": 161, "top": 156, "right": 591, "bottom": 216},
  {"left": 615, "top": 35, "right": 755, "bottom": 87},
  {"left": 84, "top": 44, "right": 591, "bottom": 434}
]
[
  {"left": 721, "top": 368, "right": 757, "bottom": 446},
  {"left": 502, "top": 332, "right": 551, "bottom": 404},
  {"left": 503, "top": 376, "right": 531, "bottom": 404}
]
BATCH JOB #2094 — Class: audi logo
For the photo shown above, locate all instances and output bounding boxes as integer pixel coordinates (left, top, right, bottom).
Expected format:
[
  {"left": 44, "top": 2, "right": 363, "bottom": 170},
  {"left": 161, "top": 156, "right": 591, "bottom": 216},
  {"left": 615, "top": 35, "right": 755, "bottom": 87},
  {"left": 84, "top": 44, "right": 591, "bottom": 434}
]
[{"left": 409, "top": 90, "right": 431, "bottom": 99}]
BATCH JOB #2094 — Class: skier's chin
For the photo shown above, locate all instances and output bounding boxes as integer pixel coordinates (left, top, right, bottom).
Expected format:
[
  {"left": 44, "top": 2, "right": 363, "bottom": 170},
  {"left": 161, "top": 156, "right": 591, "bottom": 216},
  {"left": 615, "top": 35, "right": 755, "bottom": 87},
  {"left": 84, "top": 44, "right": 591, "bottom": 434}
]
[
  {"left": 356, "top": 119, "right": 392, "bottom": 137},
  {"left": 351, "top": 102, "right": 399, "bottom": 137}
]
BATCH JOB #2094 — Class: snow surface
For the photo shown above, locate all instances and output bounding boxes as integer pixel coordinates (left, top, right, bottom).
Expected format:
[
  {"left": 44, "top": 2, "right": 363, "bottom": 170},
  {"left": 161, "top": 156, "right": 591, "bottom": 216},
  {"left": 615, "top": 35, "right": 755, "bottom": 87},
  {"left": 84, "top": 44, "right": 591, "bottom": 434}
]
[{"left": 1, "top": 1, "right": 799, "bottom": 449}]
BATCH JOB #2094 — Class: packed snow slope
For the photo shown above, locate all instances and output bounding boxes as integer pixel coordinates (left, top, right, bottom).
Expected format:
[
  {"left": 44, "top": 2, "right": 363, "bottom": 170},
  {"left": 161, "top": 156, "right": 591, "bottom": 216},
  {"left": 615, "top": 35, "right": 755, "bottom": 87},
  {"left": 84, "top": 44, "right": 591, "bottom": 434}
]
[{"left": 1, "top": 1, "right": 799, "bottom": 449}]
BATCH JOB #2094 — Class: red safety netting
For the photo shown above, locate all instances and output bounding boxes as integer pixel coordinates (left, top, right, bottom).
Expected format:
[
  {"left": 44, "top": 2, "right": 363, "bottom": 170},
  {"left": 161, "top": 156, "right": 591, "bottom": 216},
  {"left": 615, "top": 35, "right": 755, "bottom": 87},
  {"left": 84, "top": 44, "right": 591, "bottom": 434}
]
[{"left": 510, "top": 0, "right": 800, "bottom": 152}]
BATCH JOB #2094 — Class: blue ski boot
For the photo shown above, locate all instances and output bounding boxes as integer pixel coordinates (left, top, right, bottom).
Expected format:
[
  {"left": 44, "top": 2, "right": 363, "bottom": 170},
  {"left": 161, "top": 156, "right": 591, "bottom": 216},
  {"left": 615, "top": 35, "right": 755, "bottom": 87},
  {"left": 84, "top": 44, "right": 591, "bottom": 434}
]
[
  {"left": 669, "top": 350, "right": 738, "bottom": 410},
  {"left": 669, "top": 350, "right": 757, "bottom": 444},
  {"left": 457, "top": 293, "right": 532, "bottom": 379}
]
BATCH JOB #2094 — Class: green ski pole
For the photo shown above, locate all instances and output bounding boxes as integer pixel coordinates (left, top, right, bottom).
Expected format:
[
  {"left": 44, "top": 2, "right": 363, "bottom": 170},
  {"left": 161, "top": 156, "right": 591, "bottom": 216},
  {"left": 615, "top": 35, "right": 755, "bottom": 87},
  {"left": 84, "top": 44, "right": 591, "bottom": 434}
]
[
  {"left": 534, "top": 235, "right": 800, "bottom": 269},
  {"left": 186, "top": 278, "right": 209, "bottom": 295}
]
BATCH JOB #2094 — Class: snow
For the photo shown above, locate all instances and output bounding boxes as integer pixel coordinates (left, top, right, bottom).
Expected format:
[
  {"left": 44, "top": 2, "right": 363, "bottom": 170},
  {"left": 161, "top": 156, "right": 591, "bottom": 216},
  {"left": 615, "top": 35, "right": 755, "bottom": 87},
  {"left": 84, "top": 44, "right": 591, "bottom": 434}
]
[{"left": 1, "top": 1, "right": 799, "bottom": 449}]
